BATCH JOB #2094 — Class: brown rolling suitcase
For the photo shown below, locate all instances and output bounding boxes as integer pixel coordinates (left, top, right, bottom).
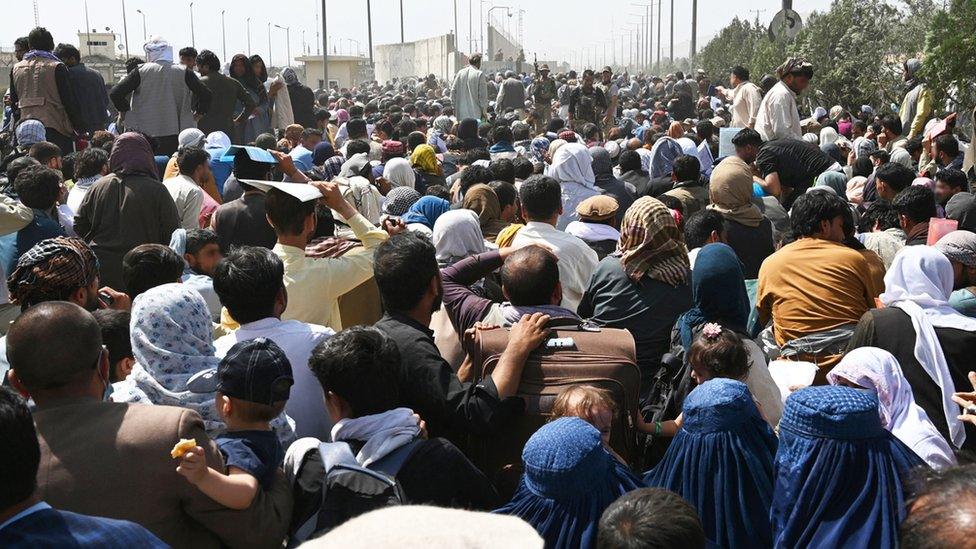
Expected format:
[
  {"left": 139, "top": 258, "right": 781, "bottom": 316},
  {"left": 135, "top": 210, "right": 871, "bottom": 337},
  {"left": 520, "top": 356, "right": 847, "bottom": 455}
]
[{"left": 465, "top": 319, "right": 641, "bottom": 498}]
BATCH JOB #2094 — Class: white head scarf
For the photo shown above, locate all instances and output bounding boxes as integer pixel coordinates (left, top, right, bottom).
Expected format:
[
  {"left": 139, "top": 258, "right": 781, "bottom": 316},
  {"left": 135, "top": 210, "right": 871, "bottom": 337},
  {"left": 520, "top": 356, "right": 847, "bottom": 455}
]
[
  {"left": 432, "top": 209, "right": 486, "bottom": 266},
  {"left": 880, "top": 245, "right": 976, "bottom": 448},
  {"left": 549, "top": 142, "right": 596, "bottom": 189},
  {"left": 382, "top": 157, "right": 416, "bottom": 189},
  {"left": 820, "top": 126, "right": 840, "bottom": 146},
  {"left": 828, "top": 347, "right": 957, "bottom": 469},
  {"left": 178, "top": 128, "right": 206, "bottom": 150},
  {"left": 205, "top": 131, "right": 232, "bottom": 150},
  {"left": 144, "top": 36, "right": 174, "bottom": 63}
]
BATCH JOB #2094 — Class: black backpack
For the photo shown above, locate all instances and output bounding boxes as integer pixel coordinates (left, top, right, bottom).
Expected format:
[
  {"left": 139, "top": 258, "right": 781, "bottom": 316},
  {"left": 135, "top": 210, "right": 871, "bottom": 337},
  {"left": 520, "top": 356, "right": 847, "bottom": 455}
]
[{"left": 288, "top": 438, "right": 423, "bottom": 545}]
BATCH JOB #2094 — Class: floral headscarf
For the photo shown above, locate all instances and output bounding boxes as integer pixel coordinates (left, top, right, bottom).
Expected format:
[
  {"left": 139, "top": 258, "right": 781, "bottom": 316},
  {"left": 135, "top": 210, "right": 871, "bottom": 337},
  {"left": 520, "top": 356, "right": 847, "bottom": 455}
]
[
  {"left": 111, "top": 283, "right": 221, "bottom": 431},
  {"left": 616, "top": 196, "right": 690, "bottom": 286}
]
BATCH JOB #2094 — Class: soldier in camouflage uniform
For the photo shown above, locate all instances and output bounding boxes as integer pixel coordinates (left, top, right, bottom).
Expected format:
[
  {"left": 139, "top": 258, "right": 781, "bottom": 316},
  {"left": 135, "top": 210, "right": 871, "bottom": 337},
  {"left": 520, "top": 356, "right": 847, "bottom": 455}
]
[{"left": 533, "top": 64, "right": 557, "bottom": 134}]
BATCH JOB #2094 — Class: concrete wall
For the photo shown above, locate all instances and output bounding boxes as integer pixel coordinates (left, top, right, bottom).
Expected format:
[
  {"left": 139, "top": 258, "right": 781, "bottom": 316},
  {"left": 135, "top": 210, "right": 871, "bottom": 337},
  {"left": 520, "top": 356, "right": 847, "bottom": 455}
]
[
  {"left": 486, "top": 24, "right": 520, "bottom": 63},
  {"left": 375, "top": 33, "right": 463, "bottom": 83}
]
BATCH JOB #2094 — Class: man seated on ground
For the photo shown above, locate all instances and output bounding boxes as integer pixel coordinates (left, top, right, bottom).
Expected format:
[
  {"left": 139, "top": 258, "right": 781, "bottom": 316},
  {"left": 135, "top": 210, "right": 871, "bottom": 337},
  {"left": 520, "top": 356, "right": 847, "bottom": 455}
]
[
  {"left": 5, "top": 302, "right": 292, "bottom": 547},
  {"left": 564, "top": 195, "right": 621, "bottom": 260},
  {"left": 0, "top": 165, "right": 66, "bottom": 275},
  {"left": 289, "top": 129, "right": 323, "bottom": 173},
  {"left": 732, "top": 127, "right": 837, "bottom": 206},
  {"left": 0, "top": 387, "right": 166, "bottom": 547},
  {"left": 442, "top": 244, "right": 583, "bottom": 346},
  {"left": 683, "top": 209, "right": 727, "bottom": 269},
  {"left": 934, "top": 168, "right": 968, "bottom": 207},
  {"left": 121, "top": 243, "right": 185, "bottom": 300},
  {"left": 265, "top": 179, "right": 390, "bottom": 331},
  {"left": 0, "top": 237, "right": 129, "bottom": 382},
  {"left": 213, "top": 246, "right": 334, "bottom": 440},
  {"left": 874, "top": 162, "right": 916, "bottom": 202},
  {"left": 162, "top": 146, "right": 213, "bottom": 230},
  {"left": 212, "top": 147, "right": 279, "bottom": 249},
  {"left": 511, "top": 175, "right": 599, "bottom": 312},
  {"left": 373, "top": 232, "right": 549, "bottom": 439},
  {"left": 287, "top": 325, "right": 498, "bottom": 530},
  {"left": 756, "top": 191, "right": 882, "bottom": 379},
  {"left": 175, "top": 228, "right": 223, "bottom": 321},
  {"left": 892, "top": 185, "right": 937, "bottom": 246},
  {"left": 663, "top": 155, "right": 707, "bottom": 216},
  {"left": 857, "top": 200, "right": 905, "bottom": 269}
]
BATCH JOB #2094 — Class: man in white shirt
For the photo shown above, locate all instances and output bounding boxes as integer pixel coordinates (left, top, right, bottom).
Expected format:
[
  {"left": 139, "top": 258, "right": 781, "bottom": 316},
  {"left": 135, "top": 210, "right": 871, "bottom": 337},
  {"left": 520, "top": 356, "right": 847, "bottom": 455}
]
[
  {"left": 212, "top": 245, "right": 334, "bottom": 440},
  {"left": 511, "top": 175, "right": 598, "bottom": 313},
  {"left": 161, "top": 147, "right": 209, "bottom": 230},
  {"left": 717, "top": 65, "right": 763, "bottom": 129},
  {"left": 755, "top": 58, "right": 813, "bottom": 142}
]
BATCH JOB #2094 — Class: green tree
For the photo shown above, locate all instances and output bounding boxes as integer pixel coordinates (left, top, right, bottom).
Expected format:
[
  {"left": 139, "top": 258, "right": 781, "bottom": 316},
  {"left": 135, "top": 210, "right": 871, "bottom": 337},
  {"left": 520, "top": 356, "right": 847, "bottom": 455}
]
[{"left": 922, "top": 0, "right": 976, "bottom": 114}]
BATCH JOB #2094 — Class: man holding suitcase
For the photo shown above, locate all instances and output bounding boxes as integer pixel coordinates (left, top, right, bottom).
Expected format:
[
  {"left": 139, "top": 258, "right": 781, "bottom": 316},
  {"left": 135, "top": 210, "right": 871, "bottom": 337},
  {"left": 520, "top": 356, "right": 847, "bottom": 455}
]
[{"left": 373, "top": 233, "right": 550, "bottom": 441}]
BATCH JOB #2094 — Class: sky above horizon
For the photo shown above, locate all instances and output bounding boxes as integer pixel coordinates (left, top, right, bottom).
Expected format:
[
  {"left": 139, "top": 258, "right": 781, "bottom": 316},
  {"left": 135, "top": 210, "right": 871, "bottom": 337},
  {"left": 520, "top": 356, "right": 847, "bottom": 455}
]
[{"left": 6, "top": 0, "right": 838, "bottom": 67}]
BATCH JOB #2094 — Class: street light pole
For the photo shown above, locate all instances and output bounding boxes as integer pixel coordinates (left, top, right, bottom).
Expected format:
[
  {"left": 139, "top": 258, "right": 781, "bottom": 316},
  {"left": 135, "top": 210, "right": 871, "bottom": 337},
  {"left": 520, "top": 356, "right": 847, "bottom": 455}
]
[
  {"left": 220, "top": 10, "right": 226, "bottom": 60},
  {"left": 189, "top": 2, "right": 195, "bottom": 48},
  {"left": 136, "top": 9, "right": 146, "bottom": 41},
  {"left": 468, "top": 0, "right": 472, "bottom": 53},
  {"left": 669, "top": 0, "right": 674, "bottom": 63},
  {"left": 366, "top": 0, "right": 374, "bottom": 66},
  {"left": 656, "top": 0, "right": 662, "bottom": 69},
  {"left": 246, "top": 17, "right": 251, "bottom": 56},
  {"left": 268, "top": 22, "right": 272, "bottom": 67},
  {"left": 120, "top": 0, "right": 129, "bottom": 58},
  {"left": 275, "top": 25, "right": 291, "bottom": 66},
  {"left": 400, "top": 0, "right": 405, "bottom": 44},
  {"left": 690, "top": 0, "right": 698, "bottom": 63},
  {"left": 322, "top": 0, "right": 329, "bottom": 90}
]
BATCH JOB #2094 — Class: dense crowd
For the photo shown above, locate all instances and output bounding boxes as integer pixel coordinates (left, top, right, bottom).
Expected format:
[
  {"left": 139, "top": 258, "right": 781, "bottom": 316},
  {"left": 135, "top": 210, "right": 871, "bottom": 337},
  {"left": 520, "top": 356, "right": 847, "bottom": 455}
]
[{"left": 1, "top": 23, "right": 976, "bottom": 549}]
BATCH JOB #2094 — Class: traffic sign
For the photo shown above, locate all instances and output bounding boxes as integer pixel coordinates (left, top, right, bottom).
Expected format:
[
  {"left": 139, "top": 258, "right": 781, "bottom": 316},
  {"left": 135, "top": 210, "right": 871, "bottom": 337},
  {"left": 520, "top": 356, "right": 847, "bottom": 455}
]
[{"left": 769, "top": 9, "right": 803, "bottom": 41}]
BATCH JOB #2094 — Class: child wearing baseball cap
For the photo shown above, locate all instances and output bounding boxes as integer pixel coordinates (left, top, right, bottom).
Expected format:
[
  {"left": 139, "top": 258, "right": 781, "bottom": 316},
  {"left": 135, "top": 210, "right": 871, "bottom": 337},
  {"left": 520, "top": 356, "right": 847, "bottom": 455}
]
[{"left": 176, "top": 338, "right": 293, "bottom": 509}]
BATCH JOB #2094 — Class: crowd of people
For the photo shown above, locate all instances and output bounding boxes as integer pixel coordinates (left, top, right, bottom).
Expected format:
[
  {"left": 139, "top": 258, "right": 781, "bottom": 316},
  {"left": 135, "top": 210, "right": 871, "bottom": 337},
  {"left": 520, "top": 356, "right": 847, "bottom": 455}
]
[{"left": 2, "top": 23, "right": 976, "bottom": 549}]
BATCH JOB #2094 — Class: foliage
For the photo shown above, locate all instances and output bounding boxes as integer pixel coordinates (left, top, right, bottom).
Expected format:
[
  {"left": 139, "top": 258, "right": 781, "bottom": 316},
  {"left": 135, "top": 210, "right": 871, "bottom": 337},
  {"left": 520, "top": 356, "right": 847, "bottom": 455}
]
[
  {"left": 921, "top": 0, "right": 976, "bottom": 115},
  {"left": 694, "top": 0, "right": 954, "bottom": 114}
]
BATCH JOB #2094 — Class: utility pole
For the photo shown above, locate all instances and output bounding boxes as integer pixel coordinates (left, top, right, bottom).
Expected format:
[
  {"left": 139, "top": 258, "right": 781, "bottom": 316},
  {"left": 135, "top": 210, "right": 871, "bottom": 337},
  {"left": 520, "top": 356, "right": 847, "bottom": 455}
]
[
  {"left": 121, "top": 0, "right": 130, "bottom": 58},
  {"left": 400, "top": 0, "right": 405, "bottom": 44},
  {"left": 220, "top": 10, "right": 226, "bottom": 60},
  {"left": 267, "top": 22, "right": 272, "bottom": 66},
  {"left": 656, "top": 0, "right": 661, "bottom": 70},
  {"left": 247, "top": 17, "right": 252, "bottom": 56},
  {"left": 690, "top": 0, "right": 698, "bottom": 63},
  {"left": 84, "top": 0, "right": 92, "bottom": 56},
  {"left": 275, "top": 25, "right": 290, "bottom": 67},
  {"left": 366, "top": 0, "right": 374, "bottom": 66},
  {"left": 669, "top": 0, "right": 674, "bottom": 63},
  {"left": 189, "top": 2, "right": 195, "bottom": 48},
  {"left": 468, "top": 0, "right": 473, "bottom": 53},
  {"left": 453, "top": 0, "right": 458, "bottom": 47},
  {"left": 322, "top": 0, "right": 329, "bottom": 90}
]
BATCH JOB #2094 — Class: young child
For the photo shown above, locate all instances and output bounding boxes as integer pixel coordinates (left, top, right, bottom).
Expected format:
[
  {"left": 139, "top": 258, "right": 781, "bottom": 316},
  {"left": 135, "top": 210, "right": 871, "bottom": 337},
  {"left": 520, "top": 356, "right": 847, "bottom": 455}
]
[
  {"left": 176, "top": 337, "right": 293, "bottom": 510},
  {"left": 552, "top": 385, "right": 617, "bottom": 445},
  {"left": 551, "top": 385, "right": 625, "bottom": 462},
  {"left": 640, "top": 323, "right": 752, "bottom": 437},
  {"left": 92, "top": 309, "right": 134, "bottom": 382}
]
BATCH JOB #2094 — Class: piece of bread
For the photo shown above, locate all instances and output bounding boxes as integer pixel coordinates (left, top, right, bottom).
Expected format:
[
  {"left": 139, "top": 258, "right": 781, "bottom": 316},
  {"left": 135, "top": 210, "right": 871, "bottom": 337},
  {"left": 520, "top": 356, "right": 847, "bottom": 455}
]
[{"left": 170, "top": 438, "right": 197, "bottom": 459}]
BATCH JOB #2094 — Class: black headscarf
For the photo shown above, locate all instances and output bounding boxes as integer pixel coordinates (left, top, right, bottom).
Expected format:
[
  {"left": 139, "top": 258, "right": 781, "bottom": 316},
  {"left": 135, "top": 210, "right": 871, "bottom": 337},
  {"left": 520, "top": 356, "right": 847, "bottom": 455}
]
[
  {"left": 231, "top": 54, "right": 267, "bottom": 101},
  {"left": 249, "top": 54, "right": 269, "bottom": 83}
]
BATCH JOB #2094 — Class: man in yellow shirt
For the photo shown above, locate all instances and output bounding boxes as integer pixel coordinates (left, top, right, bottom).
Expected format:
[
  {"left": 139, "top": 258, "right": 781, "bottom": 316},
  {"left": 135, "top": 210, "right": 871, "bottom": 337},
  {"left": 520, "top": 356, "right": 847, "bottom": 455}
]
[
  {"left": 757, "top": 191, "right": 883, "bottom": 378},
  {"left": 266, "top": 179, "right": 393, "bottom": 330}
]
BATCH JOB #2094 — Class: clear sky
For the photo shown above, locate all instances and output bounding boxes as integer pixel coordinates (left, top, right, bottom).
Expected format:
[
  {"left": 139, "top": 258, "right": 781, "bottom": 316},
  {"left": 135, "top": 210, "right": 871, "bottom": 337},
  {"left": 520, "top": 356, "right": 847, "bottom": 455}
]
[{"left": 6, "top": 0, "right": 835, "bottom": 66}]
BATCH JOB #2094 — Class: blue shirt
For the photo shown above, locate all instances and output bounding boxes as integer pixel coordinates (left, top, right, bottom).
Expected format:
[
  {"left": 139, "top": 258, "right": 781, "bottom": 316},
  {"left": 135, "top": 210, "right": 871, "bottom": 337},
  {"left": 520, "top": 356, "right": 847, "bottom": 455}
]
[
  {"left": 0, "top": 502, "right": 166, "bottom": 548},
  {"left": 0, "top": 208, "right": 66, "bottom": 276},
  {"left": 206, "top": 146, "right": 233, "bottom": 195},
  {"left": 289, "top": 145, "right": 313, "bottom": 173},
  {"left": 217, "top": 430, "right": 283, "bottom": 489}
]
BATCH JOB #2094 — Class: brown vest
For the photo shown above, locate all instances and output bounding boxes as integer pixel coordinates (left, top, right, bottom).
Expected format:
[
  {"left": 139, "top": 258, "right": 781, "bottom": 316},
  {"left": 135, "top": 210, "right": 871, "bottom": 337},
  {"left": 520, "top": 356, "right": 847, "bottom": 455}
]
[{"left": 12, "top": 56, "right": 73, "bottom": 136}]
